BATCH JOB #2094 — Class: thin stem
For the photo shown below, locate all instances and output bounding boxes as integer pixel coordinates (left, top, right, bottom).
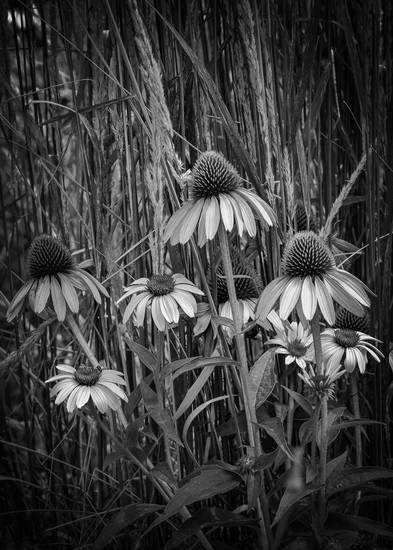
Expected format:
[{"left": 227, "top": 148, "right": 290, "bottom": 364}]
[
  {"left": 65, "top": 311, "right": 100, "bottom": 369},
  {"left": 319, "top": 394, "right": 328, "bottom": 521},
  {"left": 351, "top": 372, "right": 362, "bottom": 467},
  {"left": 311, "top": 312, "right": 323, "bottom": 376}
]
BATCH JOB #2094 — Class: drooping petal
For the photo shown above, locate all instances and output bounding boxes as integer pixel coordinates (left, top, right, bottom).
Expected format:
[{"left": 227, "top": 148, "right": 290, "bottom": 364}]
[
  {"left": 197, "top": 199, "right": 210, "bottom": 247},
  {"left": 76, "top": 386, "right": 91, "bottom": 409},
  {"left": 133, "top": 294, "right": 151, "bottom": 327},
  {"left": 151, "top": 297, "right": 166, "bottom": 331},
  {"left": 164, "top": 201, "right": 194, "bottom": 244},
  {"left": 179, "top": 199, "right": 205, "bottom": 244},
  {"left": 89, "top": 385, "right": 110, "bottom": 413},
  {"left": 6, "top": 281, "right": 34, "bottom": 322},
  {"left": 256, "top": 276, "right": 290, "bottom": 319},
  {"left": 122, "top": 291, "right": 150, "bottom": 323},
  {"left": 279, "top": 277, "right": 302, "bottom": 319},
  {"left": 116, "top": 283, "right": 149, "bottom": 304},
  {"left": 205, "top": 196, "right": 220, "bottom": 240},
  {"left": 237, "top": 188, "right": 275, "bottom": 226},
  {"left": 324, "top": 273, "right": 365, "bottom": 317},
  {"left": 50, "top": 276, "right": 67, "bottom": 321},
  {"left": 344, "top": 348, "right": 356, "bottom": 373},
  {"left": 159, "top": 294, "right": 179, "bottom": 324},
  {"left": 58, "top": 273, "right": 79, "bottom": 313},
  {"left": 74, "top": 270, "right": 101, "bottom": 303},
  {"left": 77, "top": 268, "right": 109, "bottom": 298},
  {"left": 314, "top": 277, "right": 335, "bottom": 326},
  {"left": 229, "top": 194, "right": 244, "bottom": 236},
  {"left": 171, "top": 290, "right": 197, "bottom": 317},
  {"left": 34, "top": 276, "right": 51, "bottom": 313},
  {"left": 97, "top": 385, "right": 122, "bottom": 411},
  {"left": 98, "top": 380, "right": 128, "bottom": 401},
  {"left": 234, "top": 192, "right": 256, "bottom": 237},
  {"left": 219, "top": 193, "right": 234, "bottom": 231},
  {"left": 100, "top": 370, "right": 127, "bottom": 385},
  {"left": 301, "top": 276, "right": 317, "bottom": 320},
  {"left": 54, "top": 380, "right": 78, "bottom": 405}
]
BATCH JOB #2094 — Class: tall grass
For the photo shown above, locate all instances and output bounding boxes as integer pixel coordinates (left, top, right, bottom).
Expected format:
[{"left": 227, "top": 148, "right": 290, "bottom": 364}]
[{"left": 1, "top": 1, "right": 392, "bottom": 549}]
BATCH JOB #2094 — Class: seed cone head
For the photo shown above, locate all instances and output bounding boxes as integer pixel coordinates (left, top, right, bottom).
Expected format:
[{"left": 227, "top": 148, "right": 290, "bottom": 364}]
[
  {"left": 283, "top": 231, "right": 335, "bottom": 278},
  {"left": 74, "top": 364, "right": 100, "bottom": 386},
  {"left": 191, "top": 151, "right": 240, "bottom": 199},
  {"left": 147, "top": 274, "right": 175, "bottom": 296},
  {"left": 28, "top": 235, "right": 74, "bottom": 279},
  {"left": 214, "top": 248, "right": 260, "bottom": 303},
  {"left": 335, "top": 307, "right": 369, "bottom": 333},
  {"left": 334, "top": 328, "right": 359, "bottom": 348}
]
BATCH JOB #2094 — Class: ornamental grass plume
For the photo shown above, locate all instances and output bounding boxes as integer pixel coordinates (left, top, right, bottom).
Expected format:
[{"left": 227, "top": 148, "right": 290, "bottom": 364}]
[
  {"left": 321, "top": 327, "right": 382, "bottom": 374},
  {"left": 117, "top": 273, "right": 204, "bottom": 331},
  {"left": 46, "top": 363, "right": 128, "bottom": 413},
  {"left": 164, "top": 151, "right": 275, "bottom": 247},
  {"left": 256, "top": 231, "right": 371, "bottom": 325},
  {"left": 7, "top": 235, "right": 109, "bottom": 322}
]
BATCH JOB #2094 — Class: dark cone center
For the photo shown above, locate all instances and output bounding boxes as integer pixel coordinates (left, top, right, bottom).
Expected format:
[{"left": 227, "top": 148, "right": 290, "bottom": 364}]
[
  {"left": 147, "top": 274, "right": 175, "bottom": 296},
  {"left": 335, "top": 308, "right": 369, "bottom": 333},
  {"left": 191, "top": 151, "right": 240, "bottom": 199},
  {"left": 283, "top": 231, "right": 335, "bottom": 278},
  {"left": 287, "top": 340, "right": 308, "bottom": 358},
  {"left": 334, "top": 328, "right": 359, "bottom": 348},
  {"left": 28, "top": 235, "right": 74, "bottom": 279},
  {"left": 74, "top": 365, "right": 101, "bottom": 386}
]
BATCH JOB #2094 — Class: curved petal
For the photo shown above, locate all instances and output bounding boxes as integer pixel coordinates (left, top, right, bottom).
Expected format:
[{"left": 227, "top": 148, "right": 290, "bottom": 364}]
[
  {"left": 58, "top": 273, "right": 79, "bottom": 313},
  {"left": 159, "top": 294, "right": 179, "bottom": 324},
  {"left": 164, "top": 201, "right": 194, "bottom": 244},
  {"left": 6, "top": 281, "right": 34, "bottom": 321},
  {"left": 233, "top": 192, "right": 256, "bottom": 237},
  {"left": 279, "top": 277, "right": 302, "bottom": 319},
  {"left": 179, "top": 199, "right": 205, "bottom": 244},
  {"left": 89, "top": 385, "right": 110, "bottom": 413},
  {"left": 98, "top": 381, "right": 128, "bottom": 401},
  {"left": 237, "top": 188, "right": 275, "bottom": 226},
  {"left": 171, "top": 290, "right": 197, "bottom": 317},
  {"left": 315, "top": 277, "right": 335, "bottom": 325},
  {"left": 54, "top": 381, "right": 78, "bottom": 405},
  {"left": 34, "top": 276, "right": 51, "bottom": 313},
  {"left": 301, "top": 276, "right": 317, "bottom": 320},
  {"left": 50, "top": 276, "right": 67, "bottom": 321},
  {"left": 122, "top": 292, "right": 150, "bottom": 323},
  {"left": 256, "top": 276, "right": 290, "bottom": 319},
  {"left": 219, "top": 193, "right": 234, "bottom": 231},
  {"left": 151, "top": 297, "right": 166, "bottom": 331},
  {"left": 324, "top": 273, "right": 365, "bottom": 317},
  {"left": 205, "top": 196, "right": 220, "bottom": 240},
  {"left": 76, "top": 386, "right": 91, "bottom": 409}
]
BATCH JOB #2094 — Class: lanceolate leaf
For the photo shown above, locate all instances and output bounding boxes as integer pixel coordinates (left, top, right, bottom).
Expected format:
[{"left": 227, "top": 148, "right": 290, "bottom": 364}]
[
  {"left": 328, "top": 467, "right": 393, "bottom": 495},
  {"left": 174, "top": 364, "right": 215, "bottom": 419},
  {"left": 249, "top": 349, "right": 276, "bottom": 411},
  {"left": 93, "top": 503, "right": 163, "bottom": 550},
  {"left": 260, "top": 417, "right": 294, "bottom": 461},
  {"left": 163, "top": 356, "right": 238, "bottom": 380},
  {"left": 272, "top": 485, "right": 320, "bottom": 526},
  {"left": 326, "top": 513, "right": 393, "bottom": 538},
  {"left": 140, "top": 380, "right": 183, "bottom": 446},
  {"left": 282, "top": 386, "right": 312, "bottom": 416},
  {"left": 164, "top": 466, "right": 241, "bottom": 516},
  {"left": 124, "top": 338, "right": 158, "bottom": 371}
]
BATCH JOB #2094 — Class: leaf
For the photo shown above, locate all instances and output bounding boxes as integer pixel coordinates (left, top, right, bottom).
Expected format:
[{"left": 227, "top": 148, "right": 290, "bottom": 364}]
[
  {"left": 326, "top": 450, "right": 347, "bottom": 483},
  {"left": 260, "top": 417, "right": 294, "bottom": 461},
  {"left": 167, "top": 508, "right": 256, "bottom": 549},
  {"left": 140, "top": 380, "right": 183, "bottom": 446},
  {"left": 163, "top": 356, "right": 238, "bottom": 380},
  {"left": 326, "top": 512, "right": 393, "bottom": 538},
  {"left": 328, "top": 467, "right": 393, "bottom": 495},
  {"left": 272, "top": 485, "right": 320, "bottom": 526},
  {"left": 282, "top": 386, "right": 312, "bottom": 416},
  {"left": 164, "top": 467, "right": 241, "bottom": 516},
  {"left": 174, "top": 364, "right": 215, "bottom": 419},
  {"left": 124, "top": 339, "right": 157, "bottom": 371},
  {"left": 93, "top": 503, "right": 163, "bottom": 550},
  {"left": 249, "top": 349, "right": 276, "bottom": 411}
]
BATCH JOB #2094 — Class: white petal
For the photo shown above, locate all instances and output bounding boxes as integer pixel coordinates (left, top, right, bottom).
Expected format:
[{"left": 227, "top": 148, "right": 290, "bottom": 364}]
[
  {"left": 233, "top": 192, "right": 256, "bottom": 236},
  {"left": 301, "top": 276, "right": 317, "bottom": 320},
  {"left": 98, "top": 381, "right": 128, "bottom": 401},
  {"left": 133, "top": 294, "right": 151, "bottom": 327},
  {"left": 58, "top": 273, "right": 79, "bottom": 313},
  {"left": 205, "top": 196, "right": 220, "bottom": 240},
  {"left": 164, "top": 201, "right": 194, "bottom": 244},
  {"left": 257, "top": 276, "right": 290, "bottom": 320},
  {"left": 219, "top": 193, "right": 234, "bottom": 231},
  {"left": 171, "top": 290, "right": 197, "bottom": 317},
  {"left": 6, "top": 281, "right": 34, "bottom": 321},
  {"left": 151, "top": 297, "right": 166, "bottom": 331},
  {"left": 34, "top": 276, "right": 51, "bottom": 313},
  {"left": 76, "top": 386, "right": 91, "bottom": 408},
  {"left": 54, "top": 380, "right": 78, "bottom": 405},
  {"left": 179, "top": 199, "right": 205, "bottom": 244},
  {"left": 50, "top": 276, "right": 67, "bottom": 321},
  {"left": 279, "top": 277, "right": 302, "bottom": 319},
  {"left": 122, "top": 292, "right": 150, "bottom": 323}
]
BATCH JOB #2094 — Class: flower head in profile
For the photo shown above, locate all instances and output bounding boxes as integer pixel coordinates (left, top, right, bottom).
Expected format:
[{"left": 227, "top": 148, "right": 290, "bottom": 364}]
[
  {"left": 118, "top": 273, "right": 204, "bottom": 331},
  {"left": 298, "top": 362, "right": 345, "bottom": 401},
  {"left": 46, "top": 363, "right": 128, "bottom": 413},
  {"left": 7, "top": 235, "right": 109, "bottom": 322},
  {"left": 256, "top": 231, "right": 371, "bottom": 325},
  {"left": 321, "top": 328, "right": 382, "bottom": 374},
  {"left": 266, "top": 313, "right": 314, "bottom": 369},
  {"left": 164, "top": 151, "right": 275, "bottom": 247}
]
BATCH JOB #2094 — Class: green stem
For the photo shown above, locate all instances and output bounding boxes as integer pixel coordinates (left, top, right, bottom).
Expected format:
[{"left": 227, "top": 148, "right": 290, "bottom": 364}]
[
  {"left": 319, "top": 395, "right": 328, "bottom": 521},
  {"left": 311, "top": 312, "right": 323, "bottom": 376},
  {"left": 66, "top": 311, "right": 100, "bottom": 369}
]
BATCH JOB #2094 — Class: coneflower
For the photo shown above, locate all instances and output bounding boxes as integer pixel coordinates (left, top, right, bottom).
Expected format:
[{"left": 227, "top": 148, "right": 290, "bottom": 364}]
[
  {"left": 117, "top": 273, "right": 204, "bottom": 331},
  {"left": 256, "top": 231, "right": 371, "bottom": 325},
  {"left": 299, "top": 362, "right": 345, "bottom": 401},
  {"left": 335, "top": 307, "right": 370, "bottom": 333},
  {"left": 164, "top": 151, "right": 275, "bottom": 247},
  {"left": 7, "top": 235, "right": 108, "bottom": 322}
]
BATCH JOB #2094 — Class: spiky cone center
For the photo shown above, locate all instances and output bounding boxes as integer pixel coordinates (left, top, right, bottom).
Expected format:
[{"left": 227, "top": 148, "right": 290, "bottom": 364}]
[
  {"left": 191, "top": 151, "right": 240, "bottom": 199},
  {"left": 28, "top": 235, "right": 74, "bottom": 279},
  {"left": 283, "top": 231, "right": 335, "bottom": 278},
  {"left": 287, "top": 340, "right": 308, "bottom": 358},
  {"left": 147, "top": 274, "right": 175, "bottom": 296},
  {"left": 74, "top": 365, "right": 101, "bottom": 386},
  {"left": 335, "top": 308, "right": 369, "bottom": 333},
  {"left": 334, "top": 328, "right": 359, "bottom": 348}
]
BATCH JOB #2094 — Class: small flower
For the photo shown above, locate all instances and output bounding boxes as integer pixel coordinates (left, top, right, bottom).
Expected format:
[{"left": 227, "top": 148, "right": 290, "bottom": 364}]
[
  {"left": 298, "top": 362, "right": 345, "bottom": 401},
  {"left": 7, "top": 235, "right": 109, "bottom": 322},
  {"left": 118, "top": 273, "right": 204, "bottom": 331},
  {"left": 46, "top": 363, "right": 128, "bottom": 413},
  {"left": 256, "top": 231, "right": 371, "bottom": 325},
  {"left": 164, "top": 151, "right": 275, "bottom": 247},
  {"left": 321, "top": 328, "right": 382, "bottom": 374},
  {"left": 266, "top": 314, "right": 314, "bottom": 369}
]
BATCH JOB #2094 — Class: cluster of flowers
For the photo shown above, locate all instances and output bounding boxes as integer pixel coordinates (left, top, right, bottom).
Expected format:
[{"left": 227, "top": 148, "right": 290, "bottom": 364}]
[{"left": 6, "top": 151, "right": 382, "bottom": 414}]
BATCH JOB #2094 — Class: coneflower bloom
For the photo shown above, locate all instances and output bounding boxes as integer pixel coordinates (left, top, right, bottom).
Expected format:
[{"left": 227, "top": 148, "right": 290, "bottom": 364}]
[
  {"left": 118, "top": 273, "right": 204, "bottom": 331},
  {"left": 256, "top": 231, "right": 371, "bottom": 326},
  {"left": 321, "top": 328, "right": 382, "bottom": 374},
  {"left": 335, "top": 307, "right": 369, "bottom": 334},
  {"left": 164, "top": 151, "right": 275, "bottom": 247},
  {"left": 7, "top": 235, "right": 109, "bottom": 322},
  {"left": 298, "top": 362, "right": 345, "bottom": 401},
  {"left": 46, "top": 363, "right": 128, "bottom": 413},
  {"left": 265, "top": 316, "right": 314, "bottom": 369}
]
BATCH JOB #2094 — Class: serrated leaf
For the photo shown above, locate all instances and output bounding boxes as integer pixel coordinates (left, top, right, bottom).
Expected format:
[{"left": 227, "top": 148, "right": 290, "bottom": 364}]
[
  {"left": 167, "top": 507, "right": 256, "bottom": 549},
  {"left": 249, "top": 349, "right": 276, "bottom": 411},
  {"left": 140, "top": 380, "right": 183, "bottom": 446},
  {"left": 93, "top": 503, "right": 163, "bottom": 550},
  {"left": 164, "top": 467, "right": 241, "bottom": 516},
  {"left": 260, "top": 417, "right": 294, "bottom": 461}
]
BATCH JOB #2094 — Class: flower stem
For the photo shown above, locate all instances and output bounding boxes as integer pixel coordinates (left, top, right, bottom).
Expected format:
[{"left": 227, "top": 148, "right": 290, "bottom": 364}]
[
  {"left": 311, "top": 312, "right": 323, "bottom": 376},
  {"left": 350, "top": 372, "right": 362, "bottom": 467},
  {"left": 65, "top": 312, "right": 101, "bottom": 369},
  {"left": 319, "top": 394, "right": 328, "bottom": 521},
  {"left": 217, "top": 222, "right": 272, "bottom": 550}
]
